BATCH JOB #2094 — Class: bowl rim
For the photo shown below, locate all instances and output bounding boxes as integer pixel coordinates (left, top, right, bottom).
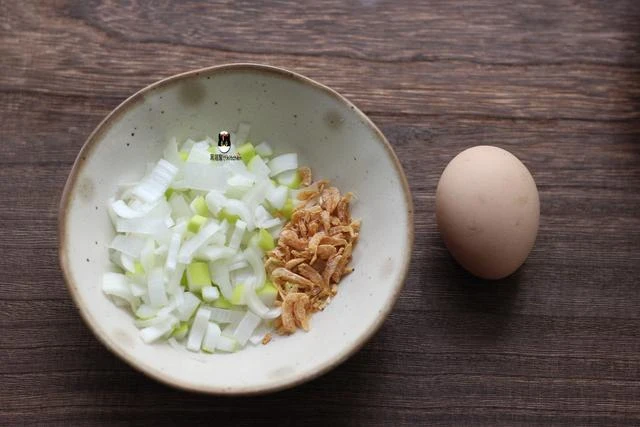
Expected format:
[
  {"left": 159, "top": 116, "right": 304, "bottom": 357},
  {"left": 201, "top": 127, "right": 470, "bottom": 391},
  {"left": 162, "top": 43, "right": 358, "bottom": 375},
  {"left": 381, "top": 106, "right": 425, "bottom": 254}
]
[{"left": 58, "top": 63, "right": 414, "bottom": 395}]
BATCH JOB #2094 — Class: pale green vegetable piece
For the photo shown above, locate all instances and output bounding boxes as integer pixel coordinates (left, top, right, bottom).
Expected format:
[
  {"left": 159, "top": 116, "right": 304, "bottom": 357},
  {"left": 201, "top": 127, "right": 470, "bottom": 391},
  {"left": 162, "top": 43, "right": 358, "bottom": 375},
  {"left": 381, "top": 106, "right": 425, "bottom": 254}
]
[
  {"left": 286, "top": 171, "right": 302, "bottom": 189},
  {"left": 187, "top": 214, "right": 207, "bottom": 233},
  {"left": 213, "top": 295, "right": 232, "bottom": 309},
  {"left": 280, "top": 198, "right": 294, "bottom": 220},
  {"left": 172, "top": 322, "right": 189, "bottom": 340},
  {"left": 257, "top": 228, "right": 275, "bottom": 251},
  {"left": 256, "top": 282, "right": 278, "bottom": 307},
  {"left": 190, "top": 195, "right": 209, "bottom": 216},
  {"left": 238, "top": 142, "right": 256, "bottom": 164},
  {"left": 231, "top": 284, "right": 246, "bottom": 305},
  {"left": 186, "top": 261, "right": 211, "bottom": 292},
  {"left": 216, "top": 208, "right": 239, "bottom": 224}
]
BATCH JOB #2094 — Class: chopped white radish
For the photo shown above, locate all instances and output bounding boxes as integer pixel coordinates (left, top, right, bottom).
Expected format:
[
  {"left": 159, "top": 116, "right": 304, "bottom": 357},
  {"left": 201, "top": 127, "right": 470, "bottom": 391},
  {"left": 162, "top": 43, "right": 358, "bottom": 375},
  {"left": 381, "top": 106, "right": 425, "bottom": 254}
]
[
  {"left": 182, "top": 163, "right": 227, "bottom": 191},
  {"left": 165, "top": 232, "right": 182, "bottom": 272},
  {"left": 210, "top": 260, "right": 233, "bottom": 300},
  {"left": 140, "top": 315, "right": 178, "bottom": 344},
  {"left": 168, "top": 193, "right": 192, "bottom": 219},
  {"left": 209, "top": 308, "right": 245, "bottom": 324},
  {"left": 268, "top": 153, "right": 298, "bottom": 177},
  {"left": 201, "top": 286, "right": 220, "bottom": 302},
  {"left": 104, "top": 128, "right": 303, "bottom": 354},
  {"left": 187, "top": 142, "right": 211, "bottom": 164},
  {"left": 120, "top": 253, "right": 136, "bottom": 273},
  {"left": 147, "top": 267, "right": 168, "bottom": 308},
  {"left": 215, "top": 335, "right": 238, "bottom": 352},
  {"left": 132, "top": 159, "right": 178, "bottom": 203},
  {"left": 247, "top": 155, "right": 271, "bottom": 177},
  {"left": 233, "top": 310, "right": 262, "bottom": 346},
  {"left": 111, "top": 199, "right": 158, "bottom": 219},
  {"left": 102, "top": 272, "right": 138, "bottom": 310},
  {"left": 202, "top": 322, "right": 222, "bottom": 353},
  {"left": 186, "top": 307, "right": 211, "bottom": 352},
  {"left": 228, "top": 219, "right": 247, "bottom": 250},
  {"left": 266, "top": 185, "right": 288, "bottom": 210},
  {"left": 204, "top": 190, "right": 227, "bottom": 216},
  {"left": 235, "top": 122, "right": 251, "bottom": 145},
  {"left": 109, "top": 234, "right": 147, "bottom": 258},
  {"left": 178, "top": 221, "right": 220, "bottom": 264},
  {"left": 255, "top": 141, "right": 273, "bottom": 157},
  {"left": 176, "top": 291, "right": 201, "bottom": 321}
]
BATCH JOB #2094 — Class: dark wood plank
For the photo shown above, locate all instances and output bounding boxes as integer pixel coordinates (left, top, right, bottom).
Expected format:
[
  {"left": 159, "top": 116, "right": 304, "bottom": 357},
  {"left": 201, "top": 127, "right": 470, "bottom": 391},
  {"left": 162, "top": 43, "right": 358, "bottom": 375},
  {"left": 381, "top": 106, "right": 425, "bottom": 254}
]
[
  {"left": 17, "top": 0, "right": 640, "bottom": 66},
  {"left": 1, "top": 0, "right": 640, "bottom": 426},
  {"left": 3, "top": 3, "right": 640, "bottom": 122}
]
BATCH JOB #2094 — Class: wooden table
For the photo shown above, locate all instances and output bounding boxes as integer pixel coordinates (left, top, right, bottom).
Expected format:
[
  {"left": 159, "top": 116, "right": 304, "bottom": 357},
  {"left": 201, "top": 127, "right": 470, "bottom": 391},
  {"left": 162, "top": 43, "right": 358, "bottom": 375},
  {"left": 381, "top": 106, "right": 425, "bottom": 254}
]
[{"left": 2, "top": 1, "right": 640, "bottom": 425}]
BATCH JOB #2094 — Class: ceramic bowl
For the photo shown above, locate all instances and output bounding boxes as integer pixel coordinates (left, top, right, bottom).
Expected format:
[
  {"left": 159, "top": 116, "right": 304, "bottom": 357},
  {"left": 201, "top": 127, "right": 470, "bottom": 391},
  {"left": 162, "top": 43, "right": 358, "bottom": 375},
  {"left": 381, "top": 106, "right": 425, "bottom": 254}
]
[{"left": 59, "top": 63, "right": 413, "bottom": 394}]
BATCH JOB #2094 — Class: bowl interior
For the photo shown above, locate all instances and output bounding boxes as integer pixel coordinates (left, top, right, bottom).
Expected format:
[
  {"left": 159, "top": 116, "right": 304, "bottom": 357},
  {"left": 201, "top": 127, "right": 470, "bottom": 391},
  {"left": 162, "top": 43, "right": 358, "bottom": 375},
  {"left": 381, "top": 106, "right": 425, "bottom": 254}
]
[{"left": 60, "top": 64, "right": 412, "bottom": 394}]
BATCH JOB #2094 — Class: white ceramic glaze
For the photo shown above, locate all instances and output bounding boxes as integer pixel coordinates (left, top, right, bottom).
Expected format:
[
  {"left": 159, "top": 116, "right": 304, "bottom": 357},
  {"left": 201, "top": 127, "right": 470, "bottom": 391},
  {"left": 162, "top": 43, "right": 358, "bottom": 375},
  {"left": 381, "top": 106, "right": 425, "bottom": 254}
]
[{"left": 59, "top": 64, "right": 413, "bottom": 394}]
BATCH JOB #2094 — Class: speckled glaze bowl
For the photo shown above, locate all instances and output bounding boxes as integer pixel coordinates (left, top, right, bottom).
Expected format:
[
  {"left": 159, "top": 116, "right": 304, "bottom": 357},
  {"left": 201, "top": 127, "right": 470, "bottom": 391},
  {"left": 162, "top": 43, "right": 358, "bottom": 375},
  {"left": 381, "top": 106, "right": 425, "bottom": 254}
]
[{"left": 59, "top": 64, "right": 413, "bottom": 394}]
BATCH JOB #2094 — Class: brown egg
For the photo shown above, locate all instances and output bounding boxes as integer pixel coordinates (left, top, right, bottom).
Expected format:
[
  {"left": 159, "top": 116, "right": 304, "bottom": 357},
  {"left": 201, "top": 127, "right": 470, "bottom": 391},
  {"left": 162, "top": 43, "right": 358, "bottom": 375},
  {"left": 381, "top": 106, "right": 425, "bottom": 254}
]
[{"left": 436, "top": 146, "right": 540, "bottom": 279}]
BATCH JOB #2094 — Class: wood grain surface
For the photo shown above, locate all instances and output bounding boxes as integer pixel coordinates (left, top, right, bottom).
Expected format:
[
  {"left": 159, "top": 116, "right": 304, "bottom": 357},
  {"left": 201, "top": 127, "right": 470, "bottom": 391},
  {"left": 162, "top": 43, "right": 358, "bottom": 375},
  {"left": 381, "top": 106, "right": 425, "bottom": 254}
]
[{"left": 2, "top": 1, "right": 640, "bottom": 425}]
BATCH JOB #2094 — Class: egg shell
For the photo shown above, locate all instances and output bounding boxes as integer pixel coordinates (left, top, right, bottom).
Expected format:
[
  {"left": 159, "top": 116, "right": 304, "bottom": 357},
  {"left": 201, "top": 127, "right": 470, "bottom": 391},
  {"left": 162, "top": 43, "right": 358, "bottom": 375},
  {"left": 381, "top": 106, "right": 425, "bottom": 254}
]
[{"left": 436, "top": 145, "right": 540, "bottom": 280}]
